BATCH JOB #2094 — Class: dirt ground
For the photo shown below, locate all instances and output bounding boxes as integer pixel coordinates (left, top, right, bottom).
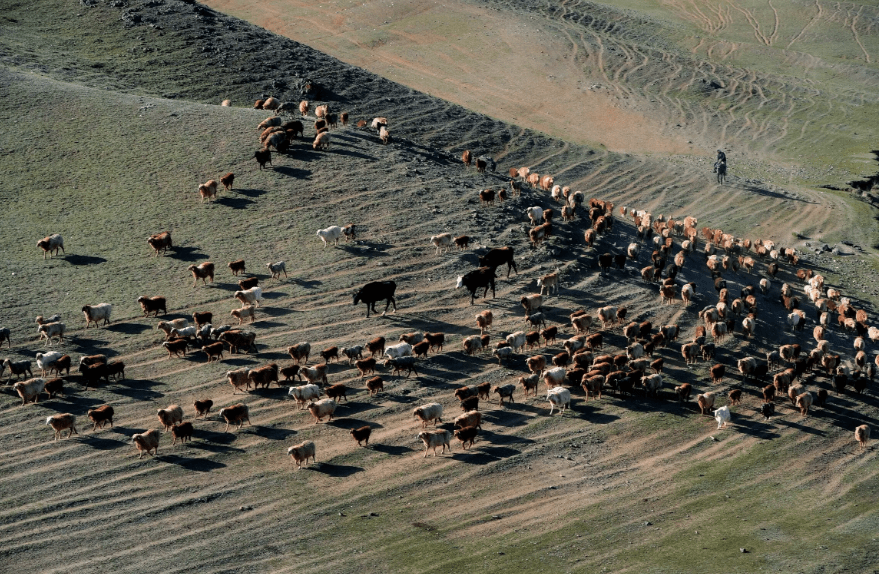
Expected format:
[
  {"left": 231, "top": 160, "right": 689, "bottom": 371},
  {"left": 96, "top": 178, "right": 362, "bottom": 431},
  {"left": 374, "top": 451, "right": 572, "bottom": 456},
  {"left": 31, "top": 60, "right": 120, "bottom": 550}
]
[{"left": 1, "top": 1, "right": 879, "bottom": 573}]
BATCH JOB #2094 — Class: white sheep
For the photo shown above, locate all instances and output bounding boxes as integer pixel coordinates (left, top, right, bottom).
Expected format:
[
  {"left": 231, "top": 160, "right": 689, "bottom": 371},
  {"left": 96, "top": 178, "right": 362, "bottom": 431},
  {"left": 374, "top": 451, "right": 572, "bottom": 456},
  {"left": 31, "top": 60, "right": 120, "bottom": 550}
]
[
  {"left": 384, "top": 342, "right": 413, "bottom": 361},
  {"left": 418, "top": 430, "right": 452, "bottom": 457},
  {"left": 413, "top": 403, "right": 443, "bottom": 428},
  {"left": 37, "top": 322, "right": 65, "bottom": 345},
  {"left": 317, "top": 225, "right": 343, "bottom": 246},
  {"left": 234, "top": 287, "right": 262, "bottom": 308},
  {"left": 169, "top": 326, "right": 197, "bottom": 340},
  {"left": 288, "top": 384, "right": 322, "bottom": 409},
  {"left": 714, "top": 406, "right": 731, "bottom": 429},
  {"left": 430, "top": 233, "right": 453, "bottom": 255},
  {"left": 547, "top": 386, "right": 571, "bottom": 415},
  {"left": 157, "top": 319, "right": 189, "bottom": 338},
  {"left": 506, "top": 331, "right": 526, "bottom": 352},
  {"left": 231, "top": 305, "right": 256, "bottom": 325},
  {"left": 36, "top": 351, "right": 63, "bottom": 376},
  {"left": 307, "top": 398, "right": 337, "bottom": 423},
  {"left": 526, "top": 206, "right": 544, "bottom": 226},
  {"left": 82, "top": 303, "right": 112, "bottom": 328},
  {"left": 493, "top": 347, "right": 514, "bottom": 364},
  {"left": 543, "top": 367, "right": 566, "bottom": 389},
  {"left": 266, "top": 261, "right": 287, "bottom": 279}
]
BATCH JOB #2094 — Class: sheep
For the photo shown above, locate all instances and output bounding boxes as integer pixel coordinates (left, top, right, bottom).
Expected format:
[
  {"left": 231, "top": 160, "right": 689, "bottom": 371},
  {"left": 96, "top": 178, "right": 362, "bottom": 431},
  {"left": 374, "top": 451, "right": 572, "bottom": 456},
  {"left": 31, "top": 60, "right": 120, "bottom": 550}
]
[
  {"left": 642, "top": 374, "right": 662, "bottom": 399},
  {"left": 521, "top": 294, "right": 543, "bottom": 316},
  {"left": 365, "top": 376, "right": 384, "bottom": 396},
  {"left": 234, "top": 287, "right": 262, "bottom": 308},
  {"left": 194, "top": 399, "right": 213, "bottom": 418},
  {"left": 342, "top": 345, "right": 364, "bottom": 364},
  {"left": 711, "top": 363, "right": 726, "bottom": 384},
  {"left": 210, "top": 325, "right": 232, "bottom": 340},
  {"left": 796, "top": 392, "right": 813, "bottom": 416},
  {"left": 493, "top": 384, "right": 516, "bottom": 406},
  {"left": 351, "top": 426, "right": 372, "bottom": 446},
  {"left": 388, "top": 356, "right": 418, "bottom": 378},
  {"left": 543, "top": 366, "right": 567, "bottom": 389},
  {"left": 714, "top": 406, "right": 731, "bottom": 429},
  {"left": 137, "top": 296, "right": 167, "bottom": 317},
  {"left": 219, "top": 330, "right": 256, "bottom": 354},
  {"left": 170, "top": 422, "right": 194, "bottom": 446},
  {"left": 220, "top": 403, "right": 251, "bottom": 431},
  {"left": 82, "top": 303, "right": 112, "bottom": 328},
  {"left": 463, "top": 335, "right": 483, "bottom": 356},
  {"left": 147, "top": 231, "right": 173, "bottom": 256},
  {"left": 37, "top": 321, "right": 65, "bottom": 345},
  {"left": 301, "top": 364, "right": 329, "bottom": 385},
  {"left": 43, "top": 377, "right": 64, "bottom": 398},
  {"left": 157, "top": 405, "right": 184, "bottom": 431},
  {"left": 493, "top": 347, "right": 514, "bottom": 364},
  {"left": 356, "top": 358, "right": 377, "bottom": 378},
  {"left": 537, "top": 271, "right": 560, "bottom": 296},
  {"left": 317, "top": 225, "right": 343, "bottom": 247},
  {"left": 230, "top": 305, "right": 256, "bottom": 325},
  {"left": 187, "top": 262, "right": 215, "bottom": 287},
  {"left": 430, "top": 233, "right": 454, "bottom": 255},
  {"left": 169, "top": 326, "right": 197, "bottom": 341},
  {"left": 156, "top": 319, "right": 188, "bottom": 339},
  {"left": 132, "top": 429, "right": 161, "bottom": 458},
  {"left": 526, "top": 206, "right": 544, "bottom": 226},
  {"left": 198, "top": 179, "right": 218, "bottom": 202},
  {"left": 547, "top": 386, "right": 571, "bottom": 415},
  {"left": 287, "top": 441, "right": 317, "bottom": 469},
  {"left": 324, "top": 383, "right": 348, "bottom": 403},
  {"left": 476, "top": 310, "right": 493, "bottom": 335},
  {"left": 519, "top": 373, "right": 540, "bottom": 397},
  {"left": 313, "top": 131, "right": 331, "bottom": 150},
  {"left": 307, "top": 399, "right": 336, "bottom": 424},
  {"left": 46, "top": 413, "right": 77, "bottom": 440},
  {"left": 696, "top": 392, "right": 715, "bottom": 415},
  {"left": 675, "top": 383, "right": 692, "bottom": 402},
  {"left": 572, "top": 314, "right": 593, "bottom": 335},
  {"left": 413, "top": 403, "right": 443, "bottom": 428},
  {"left": 36, "top": 351, "right": 63, "bottom": 376},
  {"left": 37, "top": 233, "right": 65, "bottom": 259},
  {"left": 418, "top": 430, "right": 452, "bottom": 457},
  {"left": 454, "top": 426, "right": 479, "bottom": 450},
  {"left": 287, "top": 342, "right": 311, "bottom": 365},
  {"left": 855, "top": 425, "right": 870, "bottom": 449},
  {"left": 288, "top": 384, "right": 322, "bottom": 409},
  {"left": 13, "top": 378, "right": 46, "bottom": 405},
  {"left": 384, "top": 342, "right": 413, "bottom": 362},
  {"left": 266, "top": 261, "right": 287, "bottom": 279}
]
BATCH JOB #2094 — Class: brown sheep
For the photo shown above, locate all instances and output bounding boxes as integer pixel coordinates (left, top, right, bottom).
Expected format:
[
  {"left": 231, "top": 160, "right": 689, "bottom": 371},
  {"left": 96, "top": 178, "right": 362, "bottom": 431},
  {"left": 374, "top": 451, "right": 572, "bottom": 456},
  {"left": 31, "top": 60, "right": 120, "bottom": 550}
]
[{"left": 188, "top": 262, "right": 215, "bottom": 287}]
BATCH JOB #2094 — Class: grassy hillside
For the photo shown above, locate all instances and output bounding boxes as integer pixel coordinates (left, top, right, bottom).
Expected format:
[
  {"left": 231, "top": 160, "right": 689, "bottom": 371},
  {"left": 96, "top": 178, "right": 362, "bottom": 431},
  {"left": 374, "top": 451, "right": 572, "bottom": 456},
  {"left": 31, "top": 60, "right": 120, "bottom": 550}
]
[{"left": 1, "top": 2, "right": 879, "bottom": 573}]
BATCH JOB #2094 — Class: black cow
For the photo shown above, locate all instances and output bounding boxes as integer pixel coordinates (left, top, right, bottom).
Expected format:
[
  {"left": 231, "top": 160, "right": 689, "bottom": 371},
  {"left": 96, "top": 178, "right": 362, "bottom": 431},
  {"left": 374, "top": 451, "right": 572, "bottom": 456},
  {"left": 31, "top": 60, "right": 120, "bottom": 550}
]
[
  {"left": 457, "top": 267, "right": 496, "bottom": 305},
  {"left": 477, "top": 247, "right": 518, "bottom": 278},
  {"left": 354, "top": 281, "right": 397, "bottom": 318}
]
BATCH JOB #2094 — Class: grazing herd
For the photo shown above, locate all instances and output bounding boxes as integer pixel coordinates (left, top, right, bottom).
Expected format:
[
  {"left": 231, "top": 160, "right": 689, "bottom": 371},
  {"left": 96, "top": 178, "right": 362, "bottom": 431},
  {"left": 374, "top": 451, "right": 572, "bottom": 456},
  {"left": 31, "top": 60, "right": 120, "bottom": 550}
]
[{"left": 4, "top": 115, "right": 875, "bottom": 471}]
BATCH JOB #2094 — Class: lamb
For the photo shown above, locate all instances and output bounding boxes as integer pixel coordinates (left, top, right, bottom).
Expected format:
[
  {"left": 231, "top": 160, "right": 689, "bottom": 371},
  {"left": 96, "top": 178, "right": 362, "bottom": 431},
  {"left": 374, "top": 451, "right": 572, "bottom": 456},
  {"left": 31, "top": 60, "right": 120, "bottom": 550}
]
[
  {"left": 137, "top": 296, "right": 167, "bottom": 317},
  {"left": 147, "top": 231, "right": 173, "bottom": 256},
  {"left": 418, "top": 430, "right": 452, "bottom": 457},
  {"left": 82, "top": 303, "right": 112, "bottom": 328},
  {"left": 13, "top": 378, "right": 46, "bottom": 405},
  {"left": 37, "top": 233, "right": 65, "bottom": 259},
  {"left": 157, "top": 405, "right": 184, "bottom": 431},
  {"left": 132, "top": 429, "right": 161, "bottom": 458},
  {"left": 198, "top": 179, "right": 218, "bottom": 202},
  {"left": 38, "top": 321, "right": 66, "bottom": 345},
  {"left": 266, "top": 261, "right": 288, "bottom": 279},
  {"left": 413, "top": 403, "right": 443, "bottom": 428},
  {"left": 46, "top": 413, "right": 77, "bottom": 440},
  {"left": 234, "top": 287, "right": 262, "bottom": 308},
  {"left": 231, "top": 305, "right": 256, "bottom": 325},
  {"left": 220, "top": 403, "right": 251, "bottom": 431},
  {"left": 307, "top": 399, "right": 337, "bottom": 423},
  {"left": 714, "top": 406, "right": 731, "bottom": 429},
  {"left": 547, "top": 386, "right": 571, "bottom": 415},
  {"left": 288, "top": 384, "right": 322, "bottom": 409}
]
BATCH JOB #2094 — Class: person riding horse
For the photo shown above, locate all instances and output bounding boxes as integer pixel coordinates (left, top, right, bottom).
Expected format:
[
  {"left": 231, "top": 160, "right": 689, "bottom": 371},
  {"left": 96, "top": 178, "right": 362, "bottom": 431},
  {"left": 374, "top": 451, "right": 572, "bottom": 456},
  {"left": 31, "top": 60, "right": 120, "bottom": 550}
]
[{"left": 713, "top": 149, "right": 727, "bottom": 183}]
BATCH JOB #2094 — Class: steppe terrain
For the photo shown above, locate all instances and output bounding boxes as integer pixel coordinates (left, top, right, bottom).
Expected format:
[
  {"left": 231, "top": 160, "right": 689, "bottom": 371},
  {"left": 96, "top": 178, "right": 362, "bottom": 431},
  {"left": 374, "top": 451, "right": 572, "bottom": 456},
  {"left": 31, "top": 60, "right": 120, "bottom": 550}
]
[{"left": 0, "top": 0, "right": 878, "bottom": 573}]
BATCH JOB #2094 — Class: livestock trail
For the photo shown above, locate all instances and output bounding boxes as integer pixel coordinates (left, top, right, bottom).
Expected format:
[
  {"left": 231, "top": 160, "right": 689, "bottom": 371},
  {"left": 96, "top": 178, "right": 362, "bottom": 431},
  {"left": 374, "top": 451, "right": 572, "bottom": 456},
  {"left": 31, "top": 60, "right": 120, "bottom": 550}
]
[{"left": 1, "top": 63, "right": 879, "bottom": 572}]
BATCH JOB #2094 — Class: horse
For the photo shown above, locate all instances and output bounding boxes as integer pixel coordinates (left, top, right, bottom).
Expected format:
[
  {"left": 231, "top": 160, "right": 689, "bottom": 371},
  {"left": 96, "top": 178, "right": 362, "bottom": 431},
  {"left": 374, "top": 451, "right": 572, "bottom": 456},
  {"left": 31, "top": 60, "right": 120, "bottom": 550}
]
[
  {"left": 353, "top": 281, "right": 397, "bottom": 317},
  {"left": 715, "top": 160, "right": 727, "bottom": 184}
]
